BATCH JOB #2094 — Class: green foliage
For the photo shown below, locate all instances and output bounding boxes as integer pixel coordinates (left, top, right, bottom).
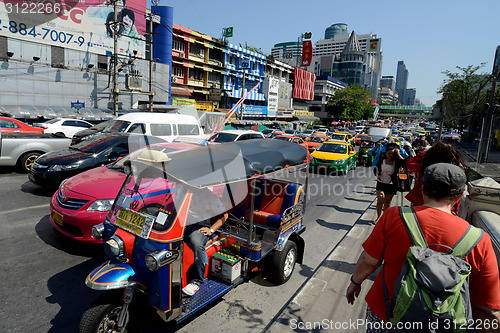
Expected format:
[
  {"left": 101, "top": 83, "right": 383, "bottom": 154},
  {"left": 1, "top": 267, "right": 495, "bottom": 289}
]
[
  {"left": 438, "top": 64, "right": 495, "bottom": 129},
  {"left": 326, "top": 85, "right": 374, "bottom": 121}
]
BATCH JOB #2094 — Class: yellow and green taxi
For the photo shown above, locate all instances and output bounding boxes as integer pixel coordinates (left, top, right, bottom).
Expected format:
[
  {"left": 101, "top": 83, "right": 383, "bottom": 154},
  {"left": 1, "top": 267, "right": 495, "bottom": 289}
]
[
  {"left": 310, "top": 140, "right": 357, "bottom": 174},
  {"left": 391, "top": 136, "right": 402, "bottom": 146},
  {"left": 329, "top": 132, "right": 355, "bottom": 145}
]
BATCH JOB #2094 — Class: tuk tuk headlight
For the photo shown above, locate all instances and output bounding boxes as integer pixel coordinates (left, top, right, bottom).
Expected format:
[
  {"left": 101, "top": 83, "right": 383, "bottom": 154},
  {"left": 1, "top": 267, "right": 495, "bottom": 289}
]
[
  {"left": 91, "top": 223, "right": 105, "bottom": 240},
  {"left": 106, "top": 236, "right": 125, "bottom": 257},
  {"left": 336, "top": 159, "right": 346, "bottom": 164},
  {"left": 145, "top": 249, "right": 179, "bottom": 271}
]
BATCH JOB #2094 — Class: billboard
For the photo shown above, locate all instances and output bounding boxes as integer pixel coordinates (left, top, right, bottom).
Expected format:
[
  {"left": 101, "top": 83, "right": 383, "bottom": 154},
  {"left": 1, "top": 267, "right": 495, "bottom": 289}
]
[
  {"left": 301, "top": 40, "right": 312, "bottom": 66},
  {"left": 0, "top": 0, "right": 147, "bottom": 58},
  {"left": 293, "top": 67, "right": 315, "bottom": 101}
]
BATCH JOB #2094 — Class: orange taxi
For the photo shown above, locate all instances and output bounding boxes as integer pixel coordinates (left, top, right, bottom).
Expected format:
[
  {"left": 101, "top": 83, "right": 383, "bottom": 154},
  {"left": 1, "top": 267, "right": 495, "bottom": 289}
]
[
  {"left": 273, "top": 134, "right": 308, "bottom": 148},
  {"left": 304, "top": 134, "right": 330, "bottom": 153}
]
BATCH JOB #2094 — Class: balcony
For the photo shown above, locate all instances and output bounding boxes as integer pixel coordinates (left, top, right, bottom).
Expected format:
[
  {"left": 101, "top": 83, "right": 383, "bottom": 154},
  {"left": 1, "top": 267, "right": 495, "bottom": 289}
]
[{"left": 188, "top": 79, "right": 204, "bottom": 87}]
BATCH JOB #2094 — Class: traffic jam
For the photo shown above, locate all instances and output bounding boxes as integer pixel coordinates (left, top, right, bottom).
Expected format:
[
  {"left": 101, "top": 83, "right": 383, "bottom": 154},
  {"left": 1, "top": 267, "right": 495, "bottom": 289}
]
[{"left": 1, "top": 113, "right": 499, "bottom": 333}]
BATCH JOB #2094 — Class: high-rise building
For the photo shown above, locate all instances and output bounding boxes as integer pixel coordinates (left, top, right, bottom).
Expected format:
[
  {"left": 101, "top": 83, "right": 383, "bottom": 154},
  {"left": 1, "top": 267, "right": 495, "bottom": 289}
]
[
  {"left": 271, "top": 42, "right": 302, "bottom": 67},
  {"left": 395, "top": 61, "right": 409, "bottom": 103},
  {"left": 324, "top": 23, "right": 348, "bottom": 39},
  {"left": 380, "top": 76, "right": 396, "bottom": 91},
  {"left": 311, "top": 27, "right": 382, "bottom": 98}
]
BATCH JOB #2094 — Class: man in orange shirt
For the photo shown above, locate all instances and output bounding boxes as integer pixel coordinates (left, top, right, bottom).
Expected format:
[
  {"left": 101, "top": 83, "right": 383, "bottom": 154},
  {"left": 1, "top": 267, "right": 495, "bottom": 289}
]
[{"left": 346, "top": 163, "right": 500, "bottom": 332}]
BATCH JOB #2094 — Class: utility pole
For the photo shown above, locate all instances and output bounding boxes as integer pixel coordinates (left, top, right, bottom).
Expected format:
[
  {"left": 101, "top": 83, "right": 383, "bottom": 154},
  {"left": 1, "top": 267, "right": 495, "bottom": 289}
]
[
  {"left": 112, "top": 0, "right": 119, "bottom": 116},
  {"left": 478, "top": 45, "right": 500, "bottom": 163},
  {"left": 148, "top": 14, "right": 154, "bottom": 112}
]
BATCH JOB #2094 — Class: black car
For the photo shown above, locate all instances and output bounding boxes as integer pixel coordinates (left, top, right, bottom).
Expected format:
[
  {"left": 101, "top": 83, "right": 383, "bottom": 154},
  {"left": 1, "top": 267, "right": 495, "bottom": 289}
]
[
  {"left": 71, "top": 119, "right": 131, "bottom": 145},
  {"left": 29, "top": 133, "right": 164, "bottom": 187}
]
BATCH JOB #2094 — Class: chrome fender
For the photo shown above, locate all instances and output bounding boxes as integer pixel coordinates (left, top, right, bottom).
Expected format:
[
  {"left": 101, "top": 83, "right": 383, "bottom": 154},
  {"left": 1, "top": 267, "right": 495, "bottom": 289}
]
[{"left": 85, "top": 261, "right": 147, "bottom": 291}]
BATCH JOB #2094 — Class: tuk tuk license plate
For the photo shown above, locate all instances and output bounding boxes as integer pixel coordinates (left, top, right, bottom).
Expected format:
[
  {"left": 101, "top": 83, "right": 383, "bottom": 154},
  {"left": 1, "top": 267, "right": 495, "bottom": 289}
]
[
  {"left": 52, "top": 211, "right": 63, "bottom": 227},
  {"left": 320, "top": 164, "right": 328, "bottom": 168},
  {"left": 115, "top": 208, "right": 155, "bottom": 239}
]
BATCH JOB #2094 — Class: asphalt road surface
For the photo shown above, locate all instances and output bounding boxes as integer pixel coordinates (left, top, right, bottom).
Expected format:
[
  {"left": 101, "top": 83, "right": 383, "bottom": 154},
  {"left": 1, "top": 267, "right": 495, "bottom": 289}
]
[{"left": 0, "top": 165, "right": 377, "bottom": 332}]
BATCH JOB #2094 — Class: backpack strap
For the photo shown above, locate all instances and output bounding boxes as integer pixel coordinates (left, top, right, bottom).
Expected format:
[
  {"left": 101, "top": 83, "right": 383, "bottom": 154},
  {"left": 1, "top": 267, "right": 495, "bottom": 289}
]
[
  {"left": 450, "top": 225, "right": 484, "bottom": 259},
  {"left": 399, "top": 206, "right": 428, "bottom": 248}
]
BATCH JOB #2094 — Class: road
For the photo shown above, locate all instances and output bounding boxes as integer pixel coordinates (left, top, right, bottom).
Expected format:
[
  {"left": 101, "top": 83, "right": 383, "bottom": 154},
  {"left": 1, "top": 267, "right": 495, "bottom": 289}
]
[{"left": 0, "top": 165, "right": 377, "bottom": 332}]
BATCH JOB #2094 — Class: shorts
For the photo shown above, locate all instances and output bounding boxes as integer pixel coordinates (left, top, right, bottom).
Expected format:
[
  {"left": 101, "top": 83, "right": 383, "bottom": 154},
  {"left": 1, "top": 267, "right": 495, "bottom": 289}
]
[{"left": 376, "top": 181, "right": 397, "bottom": 196}]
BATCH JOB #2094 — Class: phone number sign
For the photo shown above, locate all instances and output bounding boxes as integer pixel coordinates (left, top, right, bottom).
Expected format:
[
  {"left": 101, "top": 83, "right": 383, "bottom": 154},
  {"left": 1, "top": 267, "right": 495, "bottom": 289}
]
[{"left": 0, "top": 0, "right": 147, "bottom": 58}]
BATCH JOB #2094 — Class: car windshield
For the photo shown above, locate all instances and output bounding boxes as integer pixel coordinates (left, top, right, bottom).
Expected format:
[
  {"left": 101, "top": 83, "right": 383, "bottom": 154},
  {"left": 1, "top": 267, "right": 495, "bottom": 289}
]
[
  {"left": 261, "top": 129, "right": 273, "bottom": 135},
  {"left": 274, "top": 136, "right": 292, "bottom": 141},
  {"left": 284, "top": 130, "right": 295, "bottom": 134},
  {"left": 103, "top": 120, "right": 131, "bottom": 133},
  {"left": 209, "top": 132, "right": 238, "bottom": 142},
  {"left": 308, "top": 136, "right": 326, "bottom": 143},
  {"left": 109, "top": 145, "right": 183, "bottom": 172},
  {"left": 72, "top": 135, "right": 126, "bottom": 153},
  {"left": 44, "top": 119, "right": 60, "bottom": 124},
  {"left": 330, "top": 134, "right": 345, "bottom": 141},
  {"left": 303, "top": 130, "right": 313, "bottom": 135},
  {"left": 317, "top": 143, "right": 347, "bottom": 154}
]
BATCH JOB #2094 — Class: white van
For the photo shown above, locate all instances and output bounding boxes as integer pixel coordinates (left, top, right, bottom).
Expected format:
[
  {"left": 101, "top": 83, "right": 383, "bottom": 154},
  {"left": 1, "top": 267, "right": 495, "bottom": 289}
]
[{"left": 115, "top": 112, "right": 204, "bottom": 142}]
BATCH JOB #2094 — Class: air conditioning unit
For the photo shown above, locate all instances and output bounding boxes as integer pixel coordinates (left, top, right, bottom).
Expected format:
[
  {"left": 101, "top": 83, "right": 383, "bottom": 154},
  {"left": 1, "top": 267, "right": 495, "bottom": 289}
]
[
  {"left": 125, "top": 74, "right": 142, "bottom": 90},
  {"left": 172, "top": 77, "right": 177, "bottom": 83}
]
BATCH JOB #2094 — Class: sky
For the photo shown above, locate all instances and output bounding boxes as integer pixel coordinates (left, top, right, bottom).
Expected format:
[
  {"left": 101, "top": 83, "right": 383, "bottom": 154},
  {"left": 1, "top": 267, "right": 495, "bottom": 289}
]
[{"left": 148, "top": 0, "right": 500, "bottom": 107}]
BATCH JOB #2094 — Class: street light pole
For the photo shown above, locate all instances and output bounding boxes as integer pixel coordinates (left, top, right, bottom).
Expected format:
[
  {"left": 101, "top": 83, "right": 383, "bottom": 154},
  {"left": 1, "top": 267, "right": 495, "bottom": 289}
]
[
  {"left": 113, "top": 1, "right": 119, "bottom": 116},
  {"left": 240, "top": 70, "right": 246, "bottom": 120}
]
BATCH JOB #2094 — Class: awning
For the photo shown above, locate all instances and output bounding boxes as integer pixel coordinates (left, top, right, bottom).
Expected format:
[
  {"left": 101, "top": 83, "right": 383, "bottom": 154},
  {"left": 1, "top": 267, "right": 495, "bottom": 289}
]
[
  {"left": 171, "top": 86, "right": 192, "bottom": 97},
  {"left": 295, "top": 115, "right": 319, "bottom": 122}
]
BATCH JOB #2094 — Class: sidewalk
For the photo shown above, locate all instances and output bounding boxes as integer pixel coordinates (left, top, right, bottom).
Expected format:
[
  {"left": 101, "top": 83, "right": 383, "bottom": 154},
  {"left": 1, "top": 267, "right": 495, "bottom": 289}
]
[{"left": 265, "top": 194, "right": 410, "bottom": 333}]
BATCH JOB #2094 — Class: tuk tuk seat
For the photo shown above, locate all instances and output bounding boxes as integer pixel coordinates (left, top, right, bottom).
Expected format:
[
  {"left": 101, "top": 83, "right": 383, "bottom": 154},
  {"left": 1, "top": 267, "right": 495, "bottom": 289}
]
[{"left": 233, "top": 179, "right": 302, "bottom": 229}]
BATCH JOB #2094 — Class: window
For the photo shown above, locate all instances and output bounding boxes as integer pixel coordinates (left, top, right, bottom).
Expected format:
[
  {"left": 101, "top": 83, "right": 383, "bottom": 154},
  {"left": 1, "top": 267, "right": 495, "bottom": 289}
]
[
  {"left": 178, "top": 124, "right": 199, "bottom": 136},
  {"left": 189, "top": 43, "right": 204, "bottom": 57},
  {"left": 173, "top": 38, "right": 185, "bottom": 52},
  {"left": 172, "top": 67, "right": 184, "bottom": 77},
  {"left": 51, "top": 46, "right": 64, "bottom": 68},
  {"left": 127, "top": 123, "right": 146, "bottom": 134},
  {"left": 98, "top": 54, "right": 108, "bottom": 71},
  {"left": 150, "top": 124, "right": 172, "bottom": 136},
  {"left": 77, "top": 121, "right": 92, "bottom": 128},
  {"left": 0, "top": 119, "right": 19, "bottom": 128}
]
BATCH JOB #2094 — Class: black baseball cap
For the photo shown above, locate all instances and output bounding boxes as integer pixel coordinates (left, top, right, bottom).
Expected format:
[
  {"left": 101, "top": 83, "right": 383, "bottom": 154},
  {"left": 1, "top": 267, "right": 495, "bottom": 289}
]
[{"left": 422, "top": 163, "right": 466, "bottom": 195}]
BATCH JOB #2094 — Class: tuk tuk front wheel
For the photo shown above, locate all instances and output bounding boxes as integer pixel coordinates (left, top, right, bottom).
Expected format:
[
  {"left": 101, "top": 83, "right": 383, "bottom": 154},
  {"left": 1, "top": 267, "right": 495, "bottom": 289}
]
[
  {"left": 79, "top": 293, "right": 128, "bottom": 333},
  {"left": 269, "top": 240, "right": 297, "bottom": 284}
]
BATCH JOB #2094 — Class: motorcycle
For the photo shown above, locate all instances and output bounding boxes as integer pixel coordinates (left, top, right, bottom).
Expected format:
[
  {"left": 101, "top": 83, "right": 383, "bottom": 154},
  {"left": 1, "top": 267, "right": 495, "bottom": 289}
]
[
  {"left": 79, "top": 139, "right": 309, "bottom": 332},
  {"left": 358, "top": 138, "right": 376, "bottom": 167}
]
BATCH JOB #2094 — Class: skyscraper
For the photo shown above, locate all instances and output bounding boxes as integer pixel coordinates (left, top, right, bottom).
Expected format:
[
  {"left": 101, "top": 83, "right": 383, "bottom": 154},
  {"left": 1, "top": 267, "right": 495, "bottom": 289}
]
[{"left": 395, "top": 61, "right": 409, "bottom": 103}]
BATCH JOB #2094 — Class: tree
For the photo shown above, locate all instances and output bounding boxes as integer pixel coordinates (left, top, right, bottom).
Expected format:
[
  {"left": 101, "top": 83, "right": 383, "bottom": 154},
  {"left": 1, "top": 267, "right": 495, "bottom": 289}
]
[
  {"left": 438, "top": 64, "right": 495, "bottom": 130},
  {"left": 326, "top": 85, "right": 374, "bottom": 121}
]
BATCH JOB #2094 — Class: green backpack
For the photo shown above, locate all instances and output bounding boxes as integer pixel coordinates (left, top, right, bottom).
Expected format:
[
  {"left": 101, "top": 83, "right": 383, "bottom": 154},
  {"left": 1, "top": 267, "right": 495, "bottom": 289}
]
[{"left": 384, "top": 207, "right": 483, "bottom": 332}]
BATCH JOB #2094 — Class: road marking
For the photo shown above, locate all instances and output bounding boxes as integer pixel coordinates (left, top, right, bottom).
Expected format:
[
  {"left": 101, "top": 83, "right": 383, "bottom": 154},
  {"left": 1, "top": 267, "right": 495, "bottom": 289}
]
[{"left": 0, "top": 204, "right": 50, "bottom": 215}]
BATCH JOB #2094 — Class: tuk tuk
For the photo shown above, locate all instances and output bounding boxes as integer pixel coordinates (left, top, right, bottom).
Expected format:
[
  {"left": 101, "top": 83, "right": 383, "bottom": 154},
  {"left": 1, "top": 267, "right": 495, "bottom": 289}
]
[
  {"left": 79, "top": 139, "right": 309, "bottom": 332},
  {"left": 358, "top": 137, "right": 376, "bottom": 167}
]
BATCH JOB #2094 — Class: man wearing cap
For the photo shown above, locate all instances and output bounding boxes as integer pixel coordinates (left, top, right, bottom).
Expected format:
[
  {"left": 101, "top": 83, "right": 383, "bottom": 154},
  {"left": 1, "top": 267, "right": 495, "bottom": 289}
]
[{"left": 346, "top": 163, "right": 500, "bottom": 332}]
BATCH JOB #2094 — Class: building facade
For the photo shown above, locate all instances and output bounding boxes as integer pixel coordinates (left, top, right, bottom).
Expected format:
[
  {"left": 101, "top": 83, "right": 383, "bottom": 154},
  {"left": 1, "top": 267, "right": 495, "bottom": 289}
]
[
  {"left": 307, "top": 75, "right": 348, "bottom": 120},
  {"left": 170, "top": 23, "right": 226, "bottom": 111},
  {"left": 0, "top": 2, "right": 171, "bottom": 117}
]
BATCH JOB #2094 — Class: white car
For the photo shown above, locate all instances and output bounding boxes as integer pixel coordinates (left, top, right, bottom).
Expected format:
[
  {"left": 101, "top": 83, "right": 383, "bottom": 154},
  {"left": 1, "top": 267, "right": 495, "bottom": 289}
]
[
  {"left": 40, "top": 118, "right": 93, "bottom": 137},
  {"left": 209, "top": 130, "right": 265, "bottom": 143}
]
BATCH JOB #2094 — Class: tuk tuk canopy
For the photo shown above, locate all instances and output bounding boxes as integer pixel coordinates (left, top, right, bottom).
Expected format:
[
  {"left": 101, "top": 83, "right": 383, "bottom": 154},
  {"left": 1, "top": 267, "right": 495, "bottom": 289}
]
[{"left": 133, "top": 139, "right": 309, "bottom": 188}]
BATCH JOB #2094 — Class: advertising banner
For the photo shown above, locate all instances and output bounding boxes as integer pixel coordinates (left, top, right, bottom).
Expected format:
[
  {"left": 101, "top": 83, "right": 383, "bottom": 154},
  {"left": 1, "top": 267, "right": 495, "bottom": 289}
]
[
  {"left": 301, "top": 40, "right": 312, "bottom": 66},
  {"left": 0, "top": 0, "right": 147, "bottom": 58},
  {"left": 368, "top": 38, "right": 380, "bottom": 52},
  {"left": 293, "top": 67, "right": 315, "bottom": 101}
]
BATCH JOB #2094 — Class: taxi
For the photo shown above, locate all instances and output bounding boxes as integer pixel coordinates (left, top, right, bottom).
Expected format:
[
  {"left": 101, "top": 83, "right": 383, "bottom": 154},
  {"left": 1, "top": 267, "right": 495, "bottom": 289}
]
[
  {"left": 310, "top": 140, "right": 357, "bottom": 174},
  {"left": 304, "top": 134, "right": 330, "bottom": 152},
  {"left": 390, "top": 136, "right": 402, "bottom": 146},
  {"left": 329, "top": 132, "right": 355, "bottom": 145},
  {"left": 273, "top": 134, "right": 308, "bottom": 148}
]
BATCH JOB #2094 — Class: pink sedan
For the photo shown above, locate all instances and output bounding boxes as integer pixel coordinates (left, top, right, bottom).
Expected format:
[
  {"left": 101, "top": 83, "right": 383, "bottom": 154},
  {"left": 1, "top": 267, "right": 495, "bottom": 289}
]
[{"left": 50, "top": 141, "right": 201, "bottom": 243}]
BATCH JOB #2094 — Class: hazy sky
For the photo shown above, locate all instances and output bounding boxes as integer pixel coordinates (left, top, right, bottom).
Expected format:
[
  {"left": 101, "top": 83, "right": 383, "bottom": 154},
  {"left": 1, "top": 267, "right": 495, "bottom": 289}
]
[{"left": 150, "top": 0, "right": 500, "bottom": 107}]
